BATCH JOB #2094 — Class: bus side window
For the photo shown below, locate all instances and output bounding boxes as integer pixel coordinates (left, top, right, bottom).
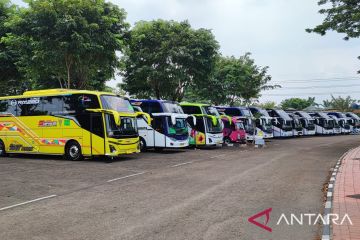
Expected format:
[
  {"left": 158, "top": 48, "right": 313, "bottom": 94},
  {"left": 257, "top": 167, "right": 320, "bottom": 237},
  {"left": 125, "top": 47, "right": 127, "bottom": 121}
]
[
  {"left": 223, "top": 120, "right": 230, "bottom": 129},
  {"left": 149, "top": 102, "right": 162, "bottom": 113},
  {"left": 75, "top": 113, "right": 104, "bottom": 138},
  {"left": 90, "top": 114, "right": 104, "bottom": 138},
  {"left": 187, "top": 116, "right": 195, "bottom": 129},
  {"left": 195, "top": 118, "right": 205, "bottom": 133},
  {"left": 182, "top": 106, "right": 202, "bottom": 115},
  {"left": 0, "top": 100, "right": 17, "bottom": 116},
  {"left": 63, "top": 94, "right": 100, "bottom": 114},
  {"left": 140, "top": 102, "right": 150, "bottom": 114},
  {"left": 152, "top": 117, "right": 164, "bottom": 134},
  {"left": 18, "top": 98, "right": 44, "bottom": 116},
  {"left": 43, "top": 96, "right": 63, "bottom": 115}
]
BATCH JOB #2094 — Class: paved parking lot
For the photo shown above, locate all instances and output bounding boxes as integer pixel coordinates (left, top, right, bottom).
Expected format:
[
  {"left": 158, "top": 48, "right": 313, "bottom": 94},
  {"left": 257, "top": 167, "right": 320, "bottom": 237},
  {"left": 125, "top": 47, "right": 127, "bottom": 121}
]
[{"left": 0, "top": 135, "right": 359, "bottom": 240}]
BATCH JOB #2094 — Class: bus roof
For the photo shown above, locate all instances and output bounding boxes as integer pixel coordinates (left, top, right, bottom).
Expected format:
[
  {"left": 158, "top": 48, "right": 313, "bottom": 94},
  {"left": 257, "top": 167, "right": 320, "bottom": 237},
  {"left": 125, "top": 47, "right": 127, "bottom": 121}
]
[
  {"left": 131, "top": 99, "right": 179, "bottom": 104},
  {"left": 0, "top": 89, "right": 117, "bottom": 100},
  {"left": 180, "top": 102, "right": 210, "bottom": 107}
]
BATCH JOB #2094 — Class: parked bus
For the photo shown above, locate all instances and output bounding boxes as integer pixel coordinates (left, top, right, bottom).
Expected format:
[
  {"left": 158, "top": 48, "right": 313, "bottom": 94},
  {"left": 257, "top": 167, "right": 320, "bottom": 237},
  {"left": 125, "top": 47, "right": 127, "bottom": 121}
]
[
  {"left": 220, "top": 116, "right": 246, "bottom": 144},
  {"left": 130, "top": 100, "right": 190, "bottom": 151},
  {"left": 248, "top": 107, "right": 274, "bottom": 139},
  {"left": 287, "top": 112, "right": 303, "bottom": 136},
  {"left": 293, "top": 111, "right": 316, "bottom": 136},
  {"left": 215, "top": 107, "right": 257, "bottom": 141},
  {"left": 0, "top": 89, "right": 148, "bottom": 160},
  {"left": 345, "top": 112, "right": 360, "bottom": 133},
  {"left": 308, "top": 112, "right": 334, "bottom": 135},
  {"left": 327, "top": 112, "right": 351, "bottom": 134},
  {"left": 266, "top": 109, "right": 293, "bottom": 137},
  {"left": 180, "top": 103, "right": 223, "bottom": 147}
]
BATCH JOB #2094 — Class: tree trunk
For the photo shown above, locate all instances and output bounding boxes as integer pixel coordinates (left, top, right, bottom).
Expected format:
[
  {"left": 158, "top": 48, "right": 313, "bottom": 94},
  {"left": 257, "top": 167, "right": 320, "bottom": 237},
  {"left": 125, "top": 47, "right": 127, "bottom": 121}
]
[{"left": 65, "top": 55, "right": 73, "bottom": 89}]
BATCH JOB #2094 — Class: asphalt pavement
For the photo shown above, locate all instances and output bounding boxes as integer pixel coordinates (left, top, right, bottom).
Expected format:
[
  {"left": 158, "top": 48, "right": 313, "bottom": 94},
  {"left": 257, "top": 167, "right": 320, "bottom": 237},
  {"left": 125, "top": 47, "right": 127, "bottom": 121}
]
[{"left": 0, "top": 135, "right": 358, "bottom": 240}]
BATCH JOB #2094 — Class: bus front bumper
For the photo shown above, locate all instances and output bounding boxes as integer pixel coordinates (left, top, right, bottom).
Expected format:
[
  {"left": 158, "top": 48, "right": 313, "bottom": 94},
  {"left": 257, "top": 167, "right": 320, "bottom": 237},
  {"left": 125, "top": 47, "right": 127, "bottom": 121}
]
[{"left": 106, "top": 138, "right": 140, "bottom": 156}]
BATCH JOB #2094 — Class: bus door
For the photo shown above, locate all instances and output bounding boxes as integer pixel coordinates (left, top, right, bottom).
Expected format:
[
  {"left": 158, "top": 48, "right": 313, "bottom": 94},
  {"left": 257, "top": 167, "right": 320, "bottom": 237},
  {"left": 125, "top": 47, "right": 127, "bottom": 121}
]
[
  {"left": 151, "top": 116, "right": 166, "bottom": 147},
  {"left": 78, "top": 113, "right": 105, "bottom": 156},
  {"left": 89, "top": 113, "right": 105, "bottom": 156}
]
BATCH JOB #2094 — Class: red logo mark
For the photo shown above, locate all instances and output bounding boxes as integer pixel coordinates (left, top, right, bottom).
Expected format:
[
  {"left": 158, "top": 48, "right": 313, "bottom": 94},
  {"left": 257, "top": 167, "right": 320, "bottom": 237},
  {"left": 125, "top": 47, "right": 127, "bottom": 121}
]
[{"left": 248, "top": 208, "right": 272, "bottom": 232}]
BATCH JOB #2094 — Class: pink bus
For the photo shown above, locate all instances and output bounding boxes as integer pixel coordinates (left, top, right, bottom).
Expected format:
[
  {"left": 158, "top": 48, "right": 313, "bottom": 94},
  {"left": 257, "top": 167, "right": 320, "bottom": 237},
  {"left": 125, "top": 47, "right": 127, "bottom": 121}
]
[{"left": 221, "top": 116, "right": 247, "bottom": 144}]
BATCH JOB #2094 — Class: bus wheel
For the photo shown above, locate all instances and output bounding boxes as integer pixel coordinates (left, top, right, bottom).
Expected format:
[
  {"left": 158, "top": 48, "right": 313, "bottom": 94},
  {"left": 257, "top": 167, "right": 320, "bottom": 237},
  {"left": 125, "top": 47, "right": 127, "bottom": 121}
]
[
  {"left": 0, "top": 140, "right": 6, "bottom": 157},
  {"left": 223, "top": 137, "right": 231, "bottom": 145},
  {"left": 65, "top": 141, "right": 83, "bottom": 161},
  {"left": 139, "top": 138, "right": 147, "bottom": 152}
]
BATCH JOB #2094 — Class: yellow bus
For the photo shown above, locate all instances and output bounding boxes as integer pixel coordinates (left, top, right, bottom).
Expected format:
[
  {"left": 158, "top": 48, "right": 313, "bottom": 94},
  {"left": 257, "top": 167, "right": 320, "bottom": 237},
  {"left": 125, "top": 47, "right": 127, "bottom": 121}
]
[{"left": 0, "top": 89, "right": 148, "bottom": 160}]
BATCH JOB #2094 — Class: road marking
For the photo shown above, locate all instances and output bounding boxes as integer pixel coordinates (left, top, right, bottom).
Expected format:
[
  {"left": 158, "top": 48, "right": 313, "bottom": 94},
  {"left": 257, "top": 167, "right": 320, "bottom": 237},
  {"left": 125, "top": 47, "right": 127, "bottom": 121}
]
[
  {"left": 0, "top": 195, "right": 57, "bottom": 212},
  {"left": 325, "top": 201, "right": 332, "bottom": 209},
  {"left": 328, "top": 184, "right": 334, "bottom": 189},
  {"left": 327, "top": 192, "right": 333, "bottom": 197},
  {"left": 107, "top": 172, "right": 146, "bottom": 183},
  {"left": 209, "top": 154, "right": 227, "bottom": 159},
  {"left": 171, "top": 162, "right": 193, "bottom": 168}
]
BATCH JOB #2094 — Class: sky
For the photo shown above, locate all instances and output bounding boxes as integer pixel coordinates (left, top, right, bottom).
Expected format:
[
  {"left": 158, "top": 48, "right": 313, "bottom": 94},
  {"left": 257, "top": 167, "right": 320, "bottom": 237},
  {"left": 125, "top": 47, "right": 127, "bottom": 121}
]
[{"left": 11, "top": 0, "right": 360, "bottom": 104}]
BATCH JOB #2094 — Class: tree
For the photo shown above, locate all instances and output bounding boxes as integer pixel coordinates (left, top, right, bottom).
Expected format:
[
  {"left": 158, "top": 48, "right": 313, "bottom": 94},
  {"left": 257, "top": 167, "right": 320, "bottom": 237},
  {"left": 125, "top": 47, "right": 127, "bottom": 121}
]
[
  {"left": 306, "top": 0, "right": 360, "bottom": 72},
  {"left": 256, "top": 101, "right": 277, "bottom": 109},
  {"left": 0, "top": 0, "right": 24, "bottom": 95},
  {"left": 280, "top": 97, "right": 316, "bottom": 110},
  {"left": 3, "top": 0, "right": 129, "bottom": 90},
  {"left": 120, "top": 19, "right": 219, "bottom": 101},
  {"left": 192, "top": 54, "right": 279, "bottom": 106},
  {"left": 322, "top": 95, "right": 358, "bottom": 112}
]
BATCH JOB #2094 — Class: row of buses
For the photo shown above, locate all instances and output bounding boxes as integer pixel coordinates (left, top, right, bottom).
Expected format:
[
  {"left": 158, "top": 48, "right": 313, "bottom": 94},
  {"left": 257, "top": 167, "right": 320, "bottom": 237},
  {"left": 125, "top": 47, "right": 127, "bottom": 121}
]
[{"left": 0, "top": 89, "right": 358, "bottom": 160}]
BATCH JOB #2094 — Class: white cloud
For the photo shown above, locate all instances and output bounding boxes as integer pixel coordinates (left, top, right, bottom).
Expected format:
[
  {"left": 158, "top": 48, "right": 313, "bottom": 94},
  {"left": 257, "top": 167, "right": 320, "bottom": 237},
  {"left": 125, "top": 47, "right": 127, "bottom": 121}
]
[{"left": 10, "top": 0, "right": 360, "bottom": 103}]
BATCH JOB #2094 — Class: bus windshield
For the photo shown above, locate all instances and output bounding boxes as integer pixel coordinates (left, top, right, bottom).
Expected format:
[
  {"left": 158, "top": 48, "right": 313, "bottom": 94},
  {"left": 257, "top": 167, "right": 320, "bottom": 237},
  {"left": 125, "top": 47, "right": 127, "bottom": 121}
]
[
  {"left": 235, "top": 122, "right": 245, "bottom": 130},
  {"left": 242, "top": 109, "right": 252, "bottom": 117},
  {"left": 105, "top": 114, "right": 137, "bottom": 138},
  {"left": 203, "top": 106, "right": 220, "bottom": 117},
  {"left": 101, "top": 95, "right": 134, "bottom": 113},
  {"left": 276, "top": 110, "right": 292, "bottom": 121},
  {"left": 205, "top": 117, "right": 222, "bottom": 133},
  {"left": 167, "top": 117, "right": 188, "bottom": 136},
  {"left": 259, "top": 109, "right": 270, "bottom": 117},
  {"left": 261, "top": 119, "right": 273, "bottom": 132},
  {"left": 163, "top": 102, "right": 184, "bottom": 114}
]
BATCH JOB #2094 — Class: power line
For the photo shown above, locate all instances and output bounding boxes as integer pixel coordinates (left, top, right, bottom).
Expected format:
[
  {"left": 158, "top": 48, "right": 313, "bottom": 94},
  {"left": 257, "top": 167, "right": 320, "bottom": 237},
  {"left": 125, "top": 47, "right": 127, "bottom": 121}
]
[
  {"left": 262, "top": 91, "right": 360, "bottom": 96},
  {"left": 271, "top": 77, "right": 359, "bottom": 84},
  {"left": 278, "top": 84, "right": 360, "bottom": 90}
]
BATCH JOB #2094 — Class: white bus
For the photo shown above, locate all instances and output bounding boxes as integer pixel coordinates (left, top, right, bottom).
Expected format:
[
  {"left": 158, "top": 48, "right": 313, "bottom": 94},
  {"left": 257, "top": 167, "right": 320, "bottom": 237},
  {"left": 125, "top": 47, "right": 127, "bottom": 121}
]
[{"left": 131, "top": 100, "right": 190, "bottom": 151}]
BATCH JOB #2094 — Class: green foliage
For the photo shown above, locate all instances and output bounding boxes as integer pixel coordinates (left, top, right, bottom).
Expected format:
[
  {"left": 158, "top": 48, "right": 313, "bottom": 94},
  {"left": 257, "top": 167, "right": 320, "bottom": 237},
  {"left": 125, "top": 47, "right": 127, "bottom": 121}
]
[
  {"left": 323, "top": 95, "right": 358, "bottom": 112},
  {"left": 307, "top": 0, "right": 360, "bottom": 72},
  {"left": 255, "top": 101, "right": 277, "bottom": 109},
  {"left": 280, "top": 97, "right": 316, "bottom": 110},
  {"left": 3, "top": 0, "right": 129, "bottom": 90},
  {"left": 120, "top": 19, "right": 220, "bottom": 101},
  {"left": 0, "top": 0, "right": 24, "bottom": 95},
  {"left": 193, "top": 54, "right": 278, "bottom": 106},
  {"left": 306, "top": 0, "right": 360, "bottom": 40}
]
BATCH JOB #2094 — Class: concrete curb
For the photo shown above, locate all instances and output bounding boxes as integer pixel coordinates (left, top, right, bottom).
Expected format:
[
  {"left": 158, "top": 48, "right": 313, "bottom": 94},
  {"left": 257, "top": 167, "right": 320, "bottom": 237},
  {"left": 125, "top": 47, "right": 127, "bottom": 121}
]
[{"left": 321, "top": 149, "right": 352, "bottom": 240}]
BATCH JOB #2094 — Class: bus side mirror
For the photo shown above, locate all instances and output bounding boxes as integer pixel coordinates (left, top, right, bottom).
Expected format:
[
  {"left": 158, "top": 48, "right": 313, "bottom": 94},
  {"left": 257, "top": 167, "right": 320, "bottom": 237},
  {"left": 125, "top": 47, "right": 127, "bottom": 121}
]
[
  {"left": 112, "top": 111, "right": 121, "bottom": 126},
  {"left": 136, "top": 112, "right": 151, "bottom": 125},
  {"left": 192, "top": 115, "right": 196, "bottom": 126},
  {"left": 171, "top": 115, "right": 176, "bottom": 125}
]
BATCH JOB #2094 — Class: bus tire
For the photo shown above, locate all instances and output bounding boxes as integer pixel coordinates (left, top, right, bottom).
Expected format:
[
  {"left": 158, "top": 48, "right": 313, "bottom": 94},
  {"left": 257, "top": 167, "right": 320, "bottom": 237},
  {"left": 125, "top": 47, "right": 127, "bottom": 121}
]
[
  {"left": 65, "top": 140, "right": 83, "bottom": 161},
  {"left": 223, "top": 137, "right": 231, "bottom": 145},
  {"left": 0, "top": 140, "right": 7, "bottom": 157},
  {"left": 139, "top": 138, "right": 147, "bottom": 152}
]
